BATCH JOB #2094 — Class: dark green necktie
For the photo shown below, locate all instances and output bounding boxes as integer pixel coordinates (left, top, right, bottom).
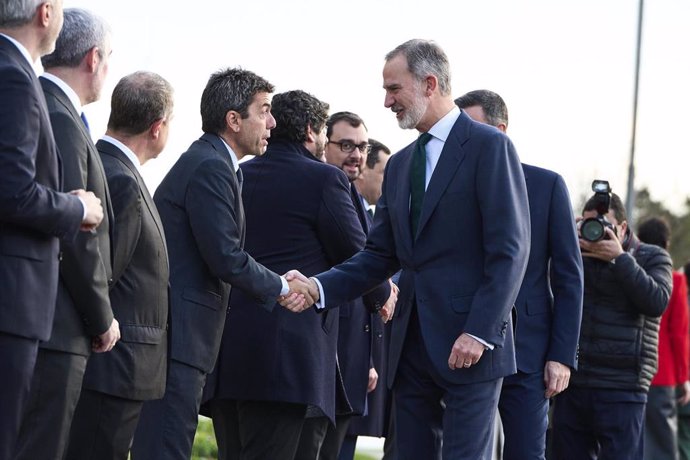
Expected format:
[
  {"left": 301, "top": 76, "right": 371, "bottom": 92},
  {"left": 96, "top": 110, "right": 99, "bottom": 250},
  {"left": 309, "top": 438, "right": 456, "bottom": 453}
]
[{"left": 410, "top": 132, "right": 432, "bottom": 236}]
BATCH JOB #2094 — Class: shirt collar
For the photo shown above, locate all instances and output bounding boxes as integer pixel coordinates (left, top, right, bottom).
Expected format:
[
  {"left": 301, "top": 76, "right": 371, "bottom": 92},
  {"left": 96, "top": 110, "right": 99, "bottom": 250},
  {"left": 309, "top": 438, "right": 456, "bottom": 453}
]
[
  {"left": 100, "top": 135, "right": 142, "bottom": 173},
  {"left": 219, "top": 138, "right": 240, "bottom": 172},
  {"left": 0, "top": 33, "right": 40, "bottom": 75},
  {"left": 41, "top": 72, "right": 83, "bottom": 114},
  {"left": 426, "top": 105, "right": 460, "bottom": 142}
]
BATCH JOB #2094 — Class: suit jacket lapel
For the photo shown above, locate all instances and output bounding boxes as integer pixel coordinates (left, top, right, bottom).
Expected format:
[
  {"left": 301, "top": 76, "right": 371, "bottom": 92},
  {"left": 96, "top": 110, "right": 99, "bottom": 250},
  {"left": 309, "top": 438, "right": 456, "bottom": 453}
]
[
  {"left": 416, "top": 116, "right": 468, "bottom": 237},
  {"left": 199, "top": 133, "right": 246, "bottom": 246}
]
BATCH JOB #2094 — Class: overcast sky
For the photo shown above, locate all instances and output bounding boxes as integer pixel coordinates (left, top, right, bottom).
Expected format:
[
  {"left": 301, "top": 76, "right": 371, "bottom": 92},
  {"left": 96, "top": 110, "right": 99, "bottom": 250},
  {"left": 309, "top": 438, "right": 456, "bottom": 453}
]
[{"left": 65, "top": 0, "right": 690, "bottom": 213}]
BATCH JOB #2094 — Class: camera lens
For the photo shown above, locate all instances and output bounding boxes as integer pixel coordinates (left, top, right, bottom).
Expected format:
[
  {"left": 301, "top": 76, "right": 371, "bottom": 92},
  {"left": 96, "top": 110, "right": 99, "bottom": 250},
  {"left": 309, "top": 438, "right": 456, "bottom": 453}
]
[{"left": 581, "top": 218, "right": 605, "bottom": 242}]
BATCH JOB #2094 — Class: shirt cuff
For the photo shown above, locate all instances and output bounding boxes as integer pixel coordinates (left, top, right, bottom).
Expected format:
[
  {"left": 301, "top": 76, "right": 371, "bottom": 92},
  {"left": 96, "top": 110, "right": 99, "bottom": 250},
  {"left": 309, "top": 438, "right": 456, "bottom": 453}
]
[
  {"left": 466, "top": 333, "right": 494, "bottom": 350},
  {"left": 279, "top": 276, "right": 289, "bottom": 296},
  {"left": 311, "top": 277, "right": 326, "bottom": 310},
  {"left": 76, "top": 195, "right": 87, "bottom": 220}
]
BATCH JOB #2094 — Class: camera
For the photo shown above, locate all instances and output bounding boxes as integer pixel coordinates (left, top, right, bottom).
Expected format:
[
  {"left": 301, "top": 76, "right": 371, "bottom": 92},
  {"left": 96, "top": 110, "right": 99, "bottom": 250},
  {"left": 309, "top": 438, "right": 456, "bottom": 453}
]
[{"left": 580, "top": 180, "right": 615, "bottom": 242}]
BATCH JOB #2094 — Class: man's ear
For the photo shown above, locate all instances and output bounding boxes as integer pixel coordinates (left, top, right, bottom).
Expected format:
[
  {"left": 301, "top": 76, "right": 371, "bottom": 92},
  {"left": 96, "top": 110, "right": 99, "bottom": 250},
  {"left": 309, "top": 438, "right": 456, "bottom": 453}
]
[
  {"left": 424, "top": 75, "right": 438, "bottom": 96},
  {"left": 37, "top": 1, "right": 51, "bottom": 28},
  {"left": 150, "top": 118, "right": 164, "bottom": 139},
  {"left": 84, "top": 47, "right": 100, "bottom": 73},
  {"left": 225, "top": 110, "right": 241, "bottom": 133},
  {"left": 305, "top": 124, "right": 315, "bottom": 143}
]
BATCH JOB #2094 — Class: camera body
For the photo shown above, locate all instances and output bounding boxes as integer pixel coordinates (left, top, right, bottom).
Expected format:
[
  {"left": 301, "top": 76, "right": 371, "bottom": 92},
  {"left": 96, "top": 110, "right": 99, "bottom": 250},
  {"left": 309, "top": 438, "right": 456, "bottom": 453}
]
[{"left": 581, "top": 180, "right": 616, "bottom": 242}]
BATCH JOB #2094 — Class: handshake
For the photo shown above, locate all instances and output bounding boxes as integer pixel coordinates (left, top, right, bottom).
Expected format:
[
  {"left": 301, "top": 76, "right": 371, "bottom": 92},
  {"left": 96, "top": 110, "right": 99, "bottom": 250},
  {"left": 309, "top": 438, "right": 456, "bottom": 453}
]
[{"left": 277, "top": 270, "right": 398, "bottom": 323}]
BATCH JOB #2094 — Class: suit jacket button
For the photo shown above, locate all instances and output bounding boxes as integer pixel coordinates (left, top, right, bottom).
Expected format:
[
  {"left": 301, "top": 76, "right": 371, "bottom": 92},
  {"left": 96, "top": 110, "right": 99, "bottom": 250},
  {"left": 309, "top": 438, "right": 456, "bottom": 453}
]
[
  {"left": 58, "top": 251, "right": 63, "bottom": 261},
  {"left": 364, "top": 324, "right": 370, "bottom": 333},
  {"left": 108, "top": 278, "right": 114, "bottom": 286}
]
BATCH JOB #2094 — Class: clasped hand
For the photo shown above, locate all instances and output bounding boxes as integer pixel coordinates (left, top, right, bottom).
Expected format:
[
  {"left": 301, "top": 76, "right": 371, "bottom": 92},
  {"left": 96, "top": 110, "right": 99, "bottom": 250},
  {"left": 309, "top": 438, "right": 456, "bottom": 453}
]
[
  {"left": 278, "top": 271, "right": 398, "bottom": 323},
  {"left": 277, "top": 270, "right": 319, "bottom": 313}
]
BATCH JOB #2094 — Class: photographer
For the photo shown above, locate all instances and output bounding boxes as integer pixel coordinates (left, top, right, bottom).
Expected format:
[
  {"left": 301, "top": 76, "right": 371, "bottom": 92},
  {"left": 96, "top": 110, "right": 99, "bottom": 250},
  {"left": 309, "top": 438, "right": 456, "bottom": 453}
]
[{"left": 551, "top": 189, "right": 673, "bottom": 459}]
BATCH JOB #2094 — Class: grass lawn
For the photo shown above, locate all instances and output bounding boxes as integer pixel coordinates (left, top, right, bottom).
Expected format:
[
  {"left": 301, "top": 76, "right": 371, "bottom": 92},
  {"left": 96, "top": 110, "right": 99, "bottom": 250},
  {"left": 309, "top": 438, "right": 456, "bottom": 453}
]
[{"left": 191, "top": 416, "right": 382, "bottom": 460}]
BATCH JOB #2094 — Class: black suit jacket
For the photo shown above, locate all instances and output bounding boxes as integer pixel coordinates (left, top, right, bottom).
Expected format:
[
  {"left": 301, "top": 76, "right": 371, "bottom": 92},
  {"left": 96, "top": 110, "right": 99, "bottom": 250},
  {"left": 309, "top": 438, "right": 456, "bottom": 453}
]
[
  {"left": 39, "top": 76, "right": 114, "bottom": 355},
  {"left": 209, "top": 140, "right": 371, "bottom": 422},
  {"left": 0, "top": 36, "right": 83, "bottom": 341},
  {"left": 80, "top": 139, "right": 169, "bottom": 400},
  {"left": 154, "top": 133, "right": 282, "bottom": 374}
]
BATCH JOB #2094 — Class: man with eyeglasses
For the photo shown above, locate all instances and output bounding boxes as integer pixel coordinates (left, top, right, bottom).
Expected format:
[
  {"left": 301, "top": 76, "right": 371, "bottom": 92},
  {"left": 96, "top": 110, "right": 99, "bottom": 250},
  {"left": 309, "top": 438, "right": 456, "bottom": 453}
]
[{"left": 317, "top": 112, "right": 398, "bottom": 459}]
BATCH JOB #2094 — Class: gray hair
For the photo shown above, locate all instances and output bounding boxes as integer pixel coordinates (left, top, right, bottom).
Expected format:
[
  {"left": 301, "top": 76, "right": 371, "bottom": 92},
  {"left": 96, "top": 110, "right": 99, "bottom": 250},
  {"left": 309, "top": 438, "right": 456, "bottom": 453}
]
[
  {"left": 41, "top": 8, "right": 109, "bottom": 68},
  {"left": 108, "top": 71, "right": 174, "bottom": 136},
  {"left": 385, "top": 39, "right": 452, "bottom": 96},
  {"left": 0, "top": 0, "right": 43, "bottom": 27}
]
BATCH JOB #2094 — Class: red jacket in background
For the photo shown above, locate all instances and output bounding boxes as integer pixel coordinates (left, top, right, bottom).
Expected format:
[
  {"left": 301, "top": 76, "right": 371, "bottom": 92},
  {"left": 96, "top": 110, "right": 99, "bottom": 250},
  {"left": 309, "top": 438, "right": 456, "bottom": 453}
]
[{"left": 652, "top": 271, "right": 690, "bottom": 386}]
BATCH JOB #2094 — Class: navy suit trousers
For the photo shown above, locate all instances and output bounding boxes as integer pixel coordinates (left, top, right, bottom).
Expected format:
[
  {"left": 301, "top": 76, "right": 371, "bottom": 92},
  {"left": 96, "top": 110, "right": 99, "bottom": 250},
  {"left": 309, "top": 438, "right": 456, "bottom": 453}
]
[
  {"left": 394, "top": 307, "right": 501, "bottom": 460},
  {"left": 499, "top": 370, "right": 549, "bottom": 460},
  {"left": 551, "top": 386, "right": 645, "bottom": 460}
]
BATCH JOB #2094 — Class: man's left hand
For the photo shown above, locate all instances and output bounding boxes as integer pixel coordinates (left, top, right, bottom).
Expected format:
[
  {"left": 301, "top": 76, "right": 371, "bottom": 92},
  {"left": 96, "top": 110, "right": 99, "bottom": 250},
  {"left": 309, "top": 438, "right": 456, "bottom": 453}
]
[
  {"left": 544, "top": 360, "right": 571, "bottom": 398},
  {"left": 448, "top": 333, "right": 484, "bottom": 370}
]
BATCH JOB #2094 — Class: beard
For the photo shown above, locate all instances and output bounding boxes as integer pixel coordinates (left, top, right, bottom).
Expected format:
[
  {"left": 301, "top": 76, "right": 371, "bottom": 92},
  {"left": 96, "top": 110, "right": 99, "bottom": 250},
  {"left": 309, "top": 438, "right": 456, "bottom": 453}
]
[{"left": 397, "top": 90, "right": 428, "bottom": 130}]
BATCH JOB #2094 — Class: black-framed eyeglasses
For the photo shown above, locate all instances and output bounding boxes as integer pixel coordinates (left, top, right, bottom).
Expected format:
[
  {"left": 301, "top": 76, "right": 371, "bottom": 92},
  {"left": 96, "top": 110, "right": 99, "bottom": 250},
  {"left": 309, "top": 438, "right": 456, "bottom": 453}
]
[{"left": 329, "top": 140, "right": 371, "bottom": 154}]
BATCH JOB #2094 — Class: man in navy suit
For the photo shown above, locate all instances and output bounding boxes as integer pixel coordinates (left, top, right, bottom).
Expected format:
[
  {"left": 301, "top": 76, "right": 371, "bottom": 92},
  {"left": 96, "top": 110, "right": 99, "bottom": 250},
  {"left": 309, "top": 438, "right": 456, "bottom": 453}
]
[
  {"left": 319, "top": 112, "right": 398, "bottom": 459},
  {"left": 0, "top": 2, "right": 103, "bottom": 458},
  {"left": 66, "top": 71, "right": 174, "bottom": 460},
  {"left": 206, "top": 91, "right": 390, "bottom": 460},
  {"left": 456, "top": 90, "right": 583, "bottom": 460},
  {"left": 15, "top": 9, "right": 120, "bottom": 459},
  {"left": 284, "top": 39, "right": 531, "bottom": 459},
  {"left": 131, "top": 69, "right": 312, "bottom": 460}
]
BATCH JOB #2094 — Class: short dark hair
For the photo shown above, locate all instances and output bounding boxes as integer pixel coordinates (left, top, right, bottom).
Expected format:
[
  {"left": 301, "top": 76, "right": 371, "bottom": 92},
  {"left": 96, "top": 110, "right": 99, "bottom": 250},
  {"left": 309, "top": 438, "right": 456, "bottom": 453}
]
[
  {"left": 108, "top": 71, "right": 174, "bottom": 136},
  {"left": 326, "top": 111, "right": 367, "bottom": 140},
  {"left": 42, "top": 8, "right": 109, "bottom": 69},
  {"left": 583, "top": 192, "right": 627, "bottom": 224},
  {"left": 366, "top": 138, "right": 390, "bottom": 169},
  {"left": 455, "top": 90, "right": 509, "bottom": 128},
  {"left": 200, "top": 67, "right": 274, "bottom": 135},
  {"left": 637, "top": 217, "right": 671, "bottom": 250},
  {"left": 269, "top": 90, "right": 329, "bottom": 144}
]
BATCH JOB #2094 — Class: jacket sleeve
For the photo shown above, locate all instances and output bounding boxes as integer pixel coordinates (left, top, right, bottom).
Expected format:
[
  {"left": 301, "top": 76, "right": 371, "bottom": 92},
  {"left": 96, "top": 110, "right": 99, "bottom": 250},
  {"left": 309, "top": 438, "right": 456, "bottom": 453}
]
[
  {"left": 105, "top": 166, "right": 141, "bottom": 287},
  {"left": 545, "top": 175, "right": 584, "bottom": 369},
  {"left": 669, "top": 273, "right": 690, "bottom": 383},
  {"left": 0, "top": 66, "right": 82, "bottom": 237},
  {"left": 52, "top": 109, "right": 113, "bottom": 335},
  {"left": 186, "top": 158, "right": 282, "bottom": 308},
  {"left": 613, "top": 244, "right": 673, "bottom": 318}
]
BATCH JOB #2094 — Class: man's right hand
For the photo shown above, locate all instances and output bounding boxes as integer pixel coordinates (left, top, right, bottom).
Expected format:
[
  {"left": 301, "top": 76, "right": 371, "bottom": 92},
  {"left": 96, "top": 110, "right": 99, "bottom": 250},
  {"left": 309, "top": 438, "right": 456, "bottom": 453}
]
[
  {"left": 71, "top": 189, "right": 103, "bottom": 231},
  {"left": 281, "top": 270, "right": 320, "bottom": 312},
  {"left": 92, "top": 318, "right": 120, "bottom": 353}
]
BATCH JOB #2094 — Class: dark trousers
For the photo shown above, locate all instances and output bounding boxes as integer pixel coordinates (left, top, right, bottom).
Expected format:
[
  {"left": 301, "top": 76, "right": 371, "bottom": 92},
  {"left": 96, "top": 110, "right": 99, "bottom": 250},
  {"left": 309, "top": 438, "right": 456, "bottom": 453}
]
[
  {"left": 499, "top": 370, "right": 549, "bottom": 460},
  {"left": 551, "top": 386, "right": 646, "bottom": 460},
  {"left": 317, "top": 414, "right": 351, "bottom": 460},
  {"left": 394, "top": 308, "right": 501, "bottom": 460},
  {"left": 66, "top": 388, "right": 144, "bottom": 460},
  {"left": 0, "top": 332, "right": 38, "bottom": 460},
  {"left": 644, "top": 385, "right": 678, "bottom": 460},
  {"left": 210, "top": 398, "right": 309, "bottom": 460},
  {"left": 294, "top": 415, "right": 331, "bottom": 460},
  {"left": 130, "top": 359, "right": 206, "bottom": 460},
  {"left": 14, "top": 348, "right": 87, "bottom": 460}
]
